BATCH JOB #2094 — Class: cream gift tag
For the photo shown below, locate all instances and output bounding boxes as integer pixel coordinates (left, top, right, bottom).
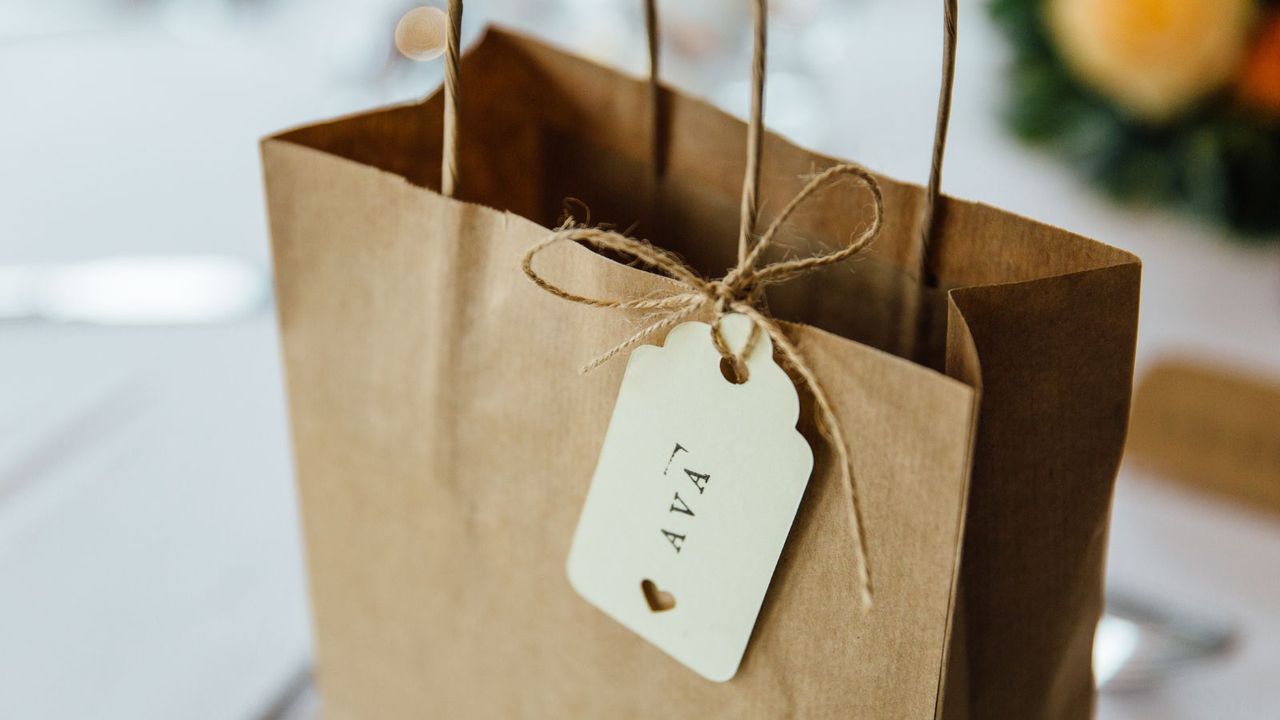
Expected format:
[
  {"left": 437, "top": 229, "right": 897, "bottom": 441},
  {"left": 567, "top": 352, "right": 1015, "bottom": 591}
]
[{"left": 566, "top": 312, "right": 814, "bottom": 682}]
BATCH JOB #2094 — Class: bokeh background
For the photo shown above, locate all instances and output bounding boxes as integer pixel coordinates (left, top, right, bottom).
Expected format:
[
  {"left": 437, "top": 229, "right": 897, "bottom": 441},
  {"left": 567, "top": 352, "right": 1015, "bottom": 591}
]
[{"left": 2, "top": 1, "right": 1277, "bottom": 718}]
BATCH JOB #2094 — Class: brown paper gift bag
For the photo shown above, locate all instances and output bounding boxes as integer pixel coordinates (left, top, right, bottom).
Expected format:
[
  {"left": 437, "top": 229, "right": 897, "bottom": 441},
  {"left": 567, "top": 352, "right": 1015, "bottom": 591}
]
[{"left": 262, "top": 5, "right": 1139, "bottom": 718}]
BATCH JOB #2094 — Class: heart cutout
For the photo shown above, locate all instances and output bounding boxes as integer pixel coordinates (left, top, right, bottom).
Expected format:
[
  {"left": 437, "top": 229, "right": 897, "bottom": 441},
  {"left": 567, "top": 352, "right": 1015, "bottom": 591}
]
[{"left": 641, "top": 579, "right": 676, "bottom": 612}]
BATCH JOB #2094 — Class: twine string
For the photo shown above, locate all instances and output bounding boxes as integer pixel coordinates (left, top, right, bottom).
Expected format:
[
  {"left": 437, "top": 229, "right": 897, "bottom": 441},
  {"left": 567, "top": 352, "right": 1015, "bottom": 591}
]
[
  {"left": 523, "top": 163, "right": 883, "bottom": 607},
  {"left": 441, "top": 0, "right": 463, "bottom": 197}
]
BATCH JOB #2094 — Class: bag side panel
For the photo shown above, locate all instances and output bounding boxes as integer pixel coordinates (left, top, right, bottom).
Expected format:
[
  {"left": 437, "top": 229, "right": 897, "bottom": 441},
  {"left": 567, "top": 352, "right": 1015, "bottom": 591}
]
[{"left": 945, "top": 263, "right": 1141, "bottom": 719}]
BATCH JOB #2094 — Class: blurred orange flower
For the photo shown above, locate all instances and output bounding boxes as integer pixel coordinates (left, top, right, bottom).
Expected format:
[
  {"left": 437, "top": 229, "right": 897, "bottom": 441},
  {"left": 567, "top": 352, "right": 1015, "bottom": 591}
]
[
  {"left": 1239, "top": 11, "right": 1280, "bottom": 114},
  {"left": 1048, "top": 0, "right": 1256, "bottom": 121}
]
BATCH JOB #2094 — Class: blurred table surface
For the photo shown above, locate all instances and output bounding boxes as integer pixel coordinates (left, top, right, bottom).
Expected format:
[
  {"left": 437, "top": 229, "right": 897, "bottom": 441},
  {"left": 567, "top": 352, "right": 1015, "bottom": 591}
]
[{"left": 1, "top": 1, "right": 1277, "bottom": 718}]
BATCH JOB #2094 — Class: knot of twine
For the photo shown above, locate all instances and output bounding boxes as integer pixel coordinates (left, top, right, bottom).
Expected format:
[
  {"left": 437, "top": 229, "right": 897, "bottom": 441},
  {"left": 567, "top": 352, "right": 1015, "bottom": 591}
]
[{"left": 522, "top": 163, "right": 884, "bottom": 608}]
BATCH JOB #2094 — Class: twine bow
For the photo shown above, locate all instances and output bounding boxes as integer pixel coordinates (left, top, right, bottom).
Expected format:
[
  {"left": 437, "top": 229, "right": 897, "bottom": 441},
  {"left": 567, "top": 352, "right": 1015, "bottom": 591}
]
[{"left": 522, "top": 163, "right": 884, "bottom": 608}]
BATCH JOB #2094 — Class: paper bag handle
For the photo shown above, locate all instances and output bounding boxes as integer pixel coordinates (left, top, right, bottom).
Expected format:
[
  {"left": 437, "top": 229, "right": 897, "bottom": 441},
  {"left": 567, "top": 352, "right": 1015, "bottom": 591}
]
[
  {"left": 441, "top": 0, "right": 462, "bottom": 197},
  {"left": 439, "top": 0, "right": 957, "bottom": 263}
]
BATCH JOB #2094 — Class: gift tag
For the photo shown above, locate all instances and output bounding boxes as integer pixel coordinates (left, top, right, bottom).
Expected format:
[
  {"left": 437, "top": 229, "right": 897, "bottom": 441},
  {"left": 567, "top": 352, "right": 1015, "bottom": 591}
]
[{"left": 566, "top": 313, "right": 814, "bottom": 682}]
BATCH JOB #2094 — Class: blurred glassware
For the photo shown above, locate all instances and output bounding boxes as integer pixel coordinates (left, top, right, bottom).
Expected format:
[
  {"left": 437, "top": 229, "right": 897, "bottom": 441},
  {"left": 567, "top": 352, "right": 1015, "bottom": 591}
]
[
  {"left": 0, "top": 255, "right": 269, "bottom": 325},
  {"left": 1095, "top": 591, "right": 1236, "bottom": 692}
]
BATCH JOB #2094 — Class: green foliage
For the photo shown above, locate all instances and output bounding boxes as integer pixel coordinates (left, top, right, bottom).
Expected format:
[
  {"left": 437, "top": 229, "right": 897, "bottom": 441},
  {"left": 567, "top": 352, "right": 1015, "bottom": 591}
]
[{"left": 990, "top": 0, "right": 1280, "bottom": 241}]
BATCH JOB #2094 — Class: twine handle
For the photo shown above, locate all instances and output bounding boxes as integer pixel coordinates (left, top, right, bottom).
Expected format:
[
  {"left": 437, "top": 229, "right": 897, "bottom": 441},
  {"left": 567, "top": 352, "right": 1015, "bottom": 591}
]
[
  {"left": 439, "top": 0, "right": 956, "bottom": 244},
  {"left": 441, "top": 0, "right": 463, "bottom": 197},
  {"left": 738, "top": 0, "right": 767, "bottom": 263},
  {"left": 644, "top": 0, "right": 666, "bottom": 180},
  {"left": 918, "top": 0, "right": 958, "bottom": 277}
]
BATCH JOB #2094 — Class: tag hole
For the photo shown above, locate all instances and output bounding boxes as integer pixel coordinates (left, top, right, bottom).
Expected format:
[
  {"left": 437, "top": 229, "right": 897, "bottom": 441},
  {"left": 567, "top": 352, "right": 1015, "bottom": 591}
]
[
  {"left": 641, "top": 579, "right": 677, "bottom": 612},
  {"left": 719, "top": 356, "right": 749, "bottom": 384}
]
